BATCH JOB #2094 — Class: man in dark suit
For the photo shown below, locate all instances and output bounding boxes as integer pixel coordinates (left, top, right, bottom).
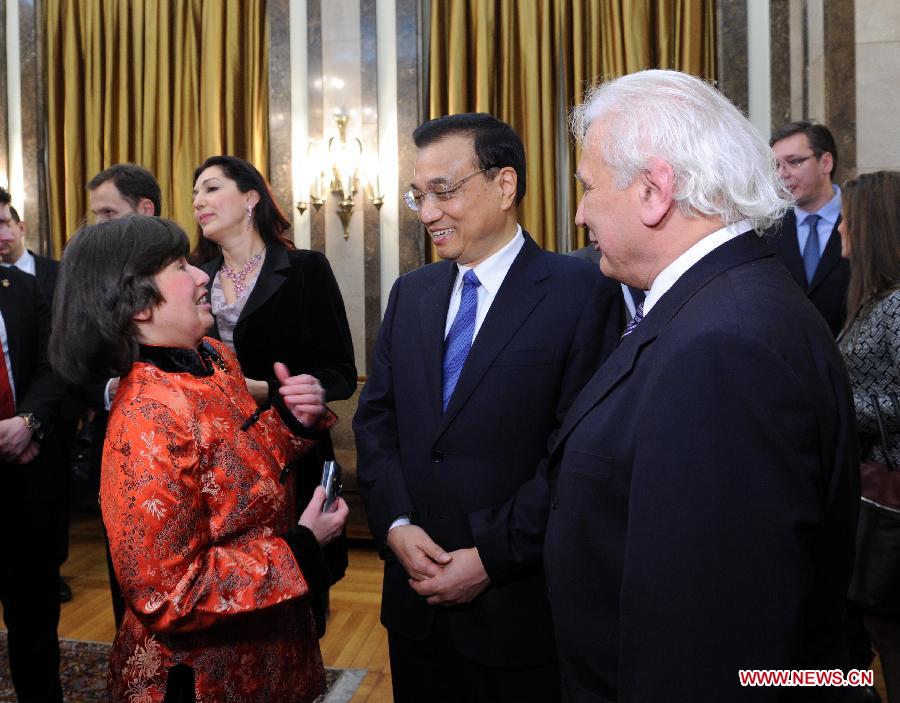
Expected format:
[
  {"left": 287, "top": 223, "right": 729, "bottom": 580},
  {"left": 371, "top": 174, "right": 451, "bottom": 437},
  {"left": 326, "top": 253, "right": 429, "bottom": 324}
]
[
  {"left": 544, "top": 71, "right": 858, "bottom": 702},
  {"left": 354, "top": 113, "right": 622, "bottom": 702},
  {"left": 763, "top": 121, "right": 848, "bottom": 336},
  {"left": 0, "top": 196, "right": 65, "bottom": 701},
  {"left": 0, "top": 198, "right": 74, "bottom": 604},
  {"left": 0, "top": 204, "right": 59, "bottom": 297}
]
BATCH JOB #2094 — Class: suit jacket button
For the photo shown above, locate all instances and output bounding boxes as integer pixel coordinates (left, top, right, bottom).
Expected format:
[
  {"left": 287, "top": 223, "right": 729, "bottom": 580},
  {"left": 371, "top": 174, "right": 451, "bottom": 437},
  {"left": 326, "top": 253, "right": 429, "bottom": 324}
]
[{"left": 432, "top": 451, "right": 444, "bottom": 463}]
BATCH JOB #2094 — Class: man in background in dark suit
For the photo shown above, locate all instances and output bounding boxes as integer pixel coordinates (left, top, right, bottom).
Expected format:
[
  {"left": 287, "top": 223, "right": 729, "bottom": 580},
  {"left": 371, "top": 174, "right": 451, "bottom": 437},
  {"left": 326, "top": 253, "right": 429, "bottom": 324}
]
[
  {"left": 764, "top": 121, "right": 848, "bottom": 336},
  {"left": 0, "top": 198, "right": 74, "bottom": 604},
  {"left": 0, "top": 192, "right": 65, "bottom": 702},
  {"left": 354, "top": 113, "right": 621, "bottom": 702},
  {"left": 545, "top": 70, "right": 858, "bottom": 702},
  {"left": 0, "top": 204, "right": 59, "bottom": 297},
  {"left": 87, "top": 162, "right": 160, "bottom": 222}
]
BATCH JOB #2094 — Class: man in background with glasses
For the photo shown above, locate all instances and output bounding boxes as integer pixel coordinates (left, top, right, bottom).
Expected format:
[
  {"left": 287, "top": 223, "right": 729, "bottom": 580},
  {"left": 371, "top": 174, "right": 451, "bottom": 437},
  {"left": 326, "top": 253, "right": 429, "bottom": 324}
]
[
  {"left": 354, "top": 113, "right": 621, "bottom": 702},
  {"left": 765, "top": 121, "right": 849, "bottom": 336}
]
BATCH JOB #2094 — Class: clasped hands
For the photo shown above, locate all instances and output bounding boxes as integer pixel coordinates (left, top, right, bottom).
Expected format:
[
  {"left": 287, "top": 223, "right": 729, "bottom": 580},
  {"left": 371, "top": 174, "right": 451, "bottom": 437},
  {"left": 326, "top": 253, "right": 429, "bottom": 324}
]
[
  {"left": 0, "top": 416, "right": 38, "bottom": 464},
  {"left": 386, "top": 524, "right": 491, "bottom": 606}
]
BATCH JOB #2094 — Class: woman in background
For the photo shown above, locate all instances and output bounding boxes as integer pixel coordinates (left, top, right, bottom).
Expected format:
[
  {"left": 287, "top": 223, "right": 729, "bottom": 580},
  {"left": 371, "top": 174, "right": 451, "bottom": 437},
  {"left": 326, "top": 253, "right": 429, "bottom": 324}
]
[
  {"left": 837, "top": 170, "right": 900, "bottom": 702},
  {"left": 49, "top": 216, "right": 347, "bottom": 703},
  {"left": 191, "top": 156, "right": 356, "bottom": 628}
]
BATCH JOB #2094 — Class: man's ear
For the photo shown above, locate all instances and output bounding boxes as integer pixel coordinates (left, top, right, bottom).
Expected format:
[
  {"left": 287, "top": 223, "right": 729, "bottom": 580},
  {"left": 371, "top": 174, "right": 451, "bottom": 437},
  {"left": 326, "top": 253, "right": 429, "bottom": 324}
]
[
  {"left": 497, "top": 167, "right": 518, "bottom": 211},
  {"left": 638, "top": 158, "right": 676, "bottom": 227},
  {"left": 819, "top": 151, "right": 834, "bottom": 178},
  {"left": 133, "top": 306, "right": 153, "bottom": 322},
  {"left": 136, "top": 198, "right": 156, "bottom": 216}
]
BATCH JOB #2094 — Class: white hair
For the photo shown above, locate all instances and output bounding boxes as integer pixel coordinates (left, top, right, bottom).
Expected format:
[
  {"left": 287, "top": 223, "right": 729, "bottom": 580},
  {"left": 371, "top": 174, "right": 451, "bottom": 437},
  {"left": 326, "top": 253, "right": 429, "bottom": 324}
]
[{"left": 571, "top": 70, "right": 791, "bottom": 230}]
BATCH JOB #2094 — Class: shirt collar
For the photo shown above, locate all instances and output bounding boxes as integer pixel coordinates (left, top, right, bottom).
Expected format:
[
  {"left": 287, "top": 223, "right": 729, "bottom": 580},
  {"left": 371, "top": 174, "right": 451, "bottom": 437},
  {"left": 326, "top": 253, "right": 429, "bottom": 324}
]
[
  {"left": 643, "top": 220, "right": 753, "bottom": 315},
  {"left": 795, "top": 184, "right": 842, "bottom": 226},
  {"left": 1, "top": 248, "right": 34, "bottom": 275},
  {"left": 454, "top": 224, "right": 524, "bottom": 296}
]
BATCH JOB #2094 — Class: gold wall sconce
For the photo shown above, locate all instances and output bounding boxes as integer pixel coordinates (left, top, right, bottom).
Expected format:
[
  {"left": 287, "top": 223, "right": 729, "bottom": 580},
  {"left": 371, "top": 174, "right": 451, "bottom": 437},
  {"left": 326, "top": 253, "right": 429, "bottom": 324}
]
[{"left": 297, "top": 113, "right": 384, "bottom": 239}]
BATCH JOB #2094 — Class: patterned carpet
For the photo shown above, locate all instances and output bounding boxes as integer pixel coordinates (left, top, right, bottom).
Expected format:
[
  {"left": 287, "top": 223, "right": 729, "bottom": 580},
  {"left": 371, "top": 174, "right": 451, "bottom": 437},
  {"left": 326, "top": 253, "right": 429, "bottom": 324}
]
[{"left": 0, "top": 632, "right": 366, "bottom": 703}]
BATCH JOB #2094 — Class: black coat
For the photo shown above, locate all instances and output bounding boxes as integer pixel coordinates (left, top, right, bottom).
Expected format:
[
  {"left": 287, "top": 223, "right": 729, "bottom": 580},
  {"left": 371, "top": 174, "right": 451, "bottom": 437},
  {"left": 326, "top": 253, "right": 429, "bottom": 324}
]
[
  {"left": 354, "top": 233, "right": 623, "bottom": 668},
  {"left": 545, "top": 233, "right": 859, "bottom": 702},
  {"left": 202, "top": 245, "right": 356, "bottom": 401},
  {"left": 763, "top": 210, "right": 849, "bottom": 336},
  {"left": 0, "top": 266, "right": 65, "bottom": 500}
]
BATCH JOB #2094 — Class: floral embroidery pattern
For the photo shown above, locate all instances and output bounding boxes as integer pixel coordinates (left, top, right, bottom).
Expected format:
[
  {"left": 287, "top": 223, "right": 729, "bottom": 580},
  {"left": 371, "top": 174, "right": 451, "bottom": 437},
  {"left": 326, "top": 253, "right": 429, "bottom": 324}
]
[{"left": 102, "top": 339, "right": 334, "bottom": 702}]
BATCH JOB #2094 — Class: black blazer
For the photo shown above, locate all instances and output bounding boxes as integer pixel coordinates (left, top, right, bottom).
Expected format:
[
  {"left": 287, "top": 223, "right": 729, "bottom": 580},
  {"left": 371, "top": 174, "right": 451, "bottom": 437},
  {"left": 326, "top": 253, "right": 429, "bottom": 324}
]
[
  {"left": 31, "top": 252, "right": 59, "bottom": 304},
  {"left": 544, "top": 233, "right": 859, "bottom": 702},
  {"left": 0, "top": 267, "right": 65, "bottom": 499},
  {"left": 764, "top": 210, "right": 849, "bottom": 336},
  {"left": 202, "top": 246, "right": 356, "bottom": 401},
  {"left": 354, "top": 233, "right": 623, "bottom": 668}
]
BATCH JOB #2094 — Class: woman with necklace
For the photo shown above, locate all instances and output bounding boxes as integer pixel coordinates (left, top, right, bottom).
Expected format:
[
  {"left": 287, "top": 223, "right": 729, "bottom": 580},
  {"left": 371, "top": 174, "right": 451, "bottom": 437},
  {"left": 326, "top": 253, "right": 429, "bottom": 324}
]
[{"left": 191, "top": 155, "right": 356, "bottom": 631}]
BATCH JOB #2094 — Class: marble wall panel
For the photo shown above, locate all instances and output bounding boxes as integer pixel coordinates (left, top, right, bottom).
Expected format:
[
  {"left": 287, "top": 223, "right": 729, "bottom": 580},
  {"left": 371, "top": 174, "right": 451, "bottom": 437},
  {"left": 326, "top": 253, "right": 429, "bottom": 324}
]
[
  {"left": 770, "top": 0, "right": 792, "bottom": 130},
  {"left": 856, "top": 41, "right": 900, "bottom": 172},
  {"left": 789, "top": 0, "right": 804, "bottom": 119},
  {"left": 716, "top": 0, "right": 748, "bottom": 116},
  {"left": 268, "top": 0, "right": 294, "bottom": 221},
  {"left": 824, "top": 0, "right": 855, "bottom": 182},
  {"left": 856, "top": 0, "right": 900, "bottom": 43},
  {"left": 0, "top": 1, "right": 8, "bottom": 194},
  {"left": 396, "top": 0, "right": 425, "bottom": 275},
  {"left": 321, "top": 0, "right": 366, "bottom": 374}
]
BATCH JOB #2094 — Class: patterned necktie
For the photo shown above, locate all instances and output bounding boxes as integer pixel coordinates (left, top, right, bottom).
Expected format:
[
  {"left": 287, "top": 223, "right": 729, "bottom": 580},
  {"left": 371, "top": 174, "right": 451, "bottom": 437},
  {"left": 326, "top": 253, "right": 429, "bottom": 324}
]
[
  {"left": 621, "top": 301, "right": 644, "bottom": 338},
  {"left": 802, "top": 214, "right": 822, "bottom": 285},
  {"left": 443, "top": 269, "right": 481, "bottom": 411},
  {"left": 0, "top": 350, "right": 15, "bottom": 420}
]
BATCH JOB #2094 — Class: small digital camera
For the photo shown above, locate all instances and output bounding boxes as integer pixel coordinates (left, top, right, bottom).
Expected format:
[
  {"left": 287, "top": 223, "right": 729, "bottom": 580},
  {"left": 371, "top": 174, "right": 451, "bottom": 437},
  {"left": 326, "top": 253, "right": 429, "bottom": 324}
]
[{"left": 320, "top": 459, "right": 343, "bottom": 513}]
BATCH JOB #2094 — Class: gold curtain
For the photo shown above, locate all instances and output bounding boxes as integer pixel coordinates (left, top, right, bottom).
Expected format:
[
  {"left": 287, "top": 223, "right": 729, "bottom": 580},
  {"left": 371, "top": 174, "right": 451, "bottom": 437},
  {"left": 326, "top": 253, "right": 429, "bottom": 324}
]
[
  {"left": 44, "top": 0, "right": 269, "bottom": 257},
  {"left": 429, "top": 0, "right": 716, "bottom": 252}
]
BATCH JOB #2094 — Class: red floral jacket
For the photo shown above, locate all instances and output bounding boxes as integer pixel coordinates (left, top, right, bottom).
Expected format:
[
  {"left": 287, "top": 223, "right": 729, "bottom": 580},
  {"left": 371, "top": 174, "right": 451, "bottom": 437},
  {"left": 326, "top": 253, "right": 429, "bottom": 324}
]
[{"left": 102, "top": 339, "right": 335, "bottom": 703}]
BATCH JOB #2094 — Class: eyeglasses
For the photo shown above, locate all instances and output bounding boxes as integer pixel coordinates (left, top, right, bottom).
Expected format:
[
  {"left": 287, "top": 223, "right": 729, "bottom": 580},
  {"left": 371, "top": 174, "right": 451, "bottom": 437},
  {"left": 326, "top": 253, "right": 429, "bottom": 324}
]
[
  {"left": 776, "top": 154, "right": 816, "bottom": 171},
  {"left": 404, "top": 167, "right": 495, "bottom": 211}
]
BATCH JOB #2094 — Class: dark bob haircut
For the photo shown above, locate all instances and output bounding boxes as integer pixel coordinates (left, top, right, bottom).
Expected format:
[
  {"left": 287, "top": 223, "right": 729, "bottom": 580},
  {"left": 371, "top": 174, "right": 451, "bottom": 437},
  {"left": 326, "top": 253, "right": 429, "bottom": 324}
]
[
  {"left": 49, "top": 216, "right": 189, "bottom": 385},
  {"left": 190, "top": 155, "right": 293, "bottom": 265},
  {"left": 87, "top": 163, "right": 162, "bottom": 216},
  {"left": 412, "top": 113, "right": 527, "bottom": 206}
]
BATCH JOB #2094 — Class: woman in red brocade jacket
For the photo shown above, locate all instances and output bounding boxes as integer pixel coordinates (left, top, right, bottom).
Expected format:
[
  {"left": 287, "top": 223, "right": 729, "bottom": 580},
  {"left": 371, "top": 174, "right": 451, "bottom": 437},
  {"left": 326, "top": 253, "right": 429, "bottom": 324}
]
[{"left": 49, "top": 216, "right": 348, "bottom": 703}]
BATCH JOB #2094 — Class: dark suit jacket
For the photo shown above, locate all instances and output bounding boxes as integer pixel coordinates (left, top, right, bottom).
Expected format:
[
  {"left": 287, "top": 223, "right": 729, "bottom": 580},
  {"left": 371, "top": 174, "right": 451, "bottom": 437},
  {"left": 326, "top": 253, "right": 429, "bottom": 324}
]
[
  {"left": 0, "top": 266, "right": 65, "bottom": 501},
  {"left": 544, "top": 233, "right": 859, "bottom": 702},
  {"left": 764, "top": 210, "right": 849, "bottom": 336},
  {"left": 201, "top": 246, "right": 356, "bottom": 401},
  {"left": 31, "top": 251, "right": 59, "bottom": 304},
  {"left": 354, "top": 233, "right": 623, "bottom": 668}
]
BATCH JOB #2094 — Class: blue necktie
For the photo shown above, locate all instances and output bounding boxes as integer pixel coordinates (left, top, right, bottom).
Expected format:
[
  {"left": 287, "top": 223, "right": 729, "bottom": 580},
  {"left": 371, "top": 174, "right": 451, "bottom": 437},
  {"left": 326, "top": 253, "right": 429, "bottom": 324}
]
[
  {"left": 621, "top": 301, "right": 644, "bottom": 338},
  {"left": 443, "top": 269, "right": 481, "bottom": 411},
  {"left": 802, "top": 214, "right": 822, "bottom": 285}
]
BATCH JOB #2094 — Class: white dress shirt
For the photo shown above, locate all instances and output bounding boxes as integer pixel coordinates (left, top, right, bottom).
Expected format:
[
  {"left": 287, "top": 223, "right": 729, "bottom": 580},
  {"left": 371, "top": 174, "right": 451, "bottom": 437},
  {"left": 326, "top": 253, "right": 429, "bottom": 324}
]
[{"left": 643, "top": 220, "right": 754, "bottom": 316}]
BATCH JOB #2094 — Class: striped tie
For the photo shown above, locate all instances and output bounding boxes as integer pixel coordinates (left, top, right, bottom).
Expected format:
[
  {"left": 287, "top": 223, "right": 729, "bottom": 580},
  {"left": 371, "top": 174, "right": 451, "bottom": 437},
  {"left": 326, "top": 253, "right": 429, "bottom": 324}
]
[{"left": 621, "top": 301, "right": 644, "bottom": 338}]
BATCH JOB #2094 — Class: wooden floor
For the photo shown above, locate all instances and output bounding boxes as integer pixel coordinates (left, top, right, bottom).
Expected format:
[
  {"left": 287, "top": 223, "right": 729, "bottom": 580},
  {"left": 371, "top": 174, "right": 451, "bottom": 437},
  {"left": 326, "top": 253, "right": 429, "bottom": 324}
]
[
  {"left": 56, "top": 510, "right": 394, "bottom": 702},
  {"left": 6, "top": 510, "right": 890, "bottom": 702}
]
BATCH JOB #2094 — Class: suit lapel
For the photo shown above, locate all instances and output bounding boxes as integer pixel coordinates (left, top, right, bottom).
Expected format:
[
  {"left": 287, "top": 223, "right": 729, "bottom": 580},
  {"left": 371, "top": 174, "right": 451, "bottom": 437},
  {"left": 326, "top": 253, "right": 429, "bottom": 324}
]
[
  {"left": 437, "top": 236, "right": 547, "bottom": 437},
  {"left": 0, "top": 274, "right": 24, "bottom": 392},
  {"left": 772, "top": 210, "right": 807, "bottom": 288},
  {"left": 238, "top": 246, "right": 291, "bottom": 326},
  {"left": 550, "top": 232, "right": 774, "bottom": 455},
  {"left": 419, "top": 261, "right": 458, "bottom": 425},
  {"left": 808, "top": 216, "right": 842, "bottom": 293}
]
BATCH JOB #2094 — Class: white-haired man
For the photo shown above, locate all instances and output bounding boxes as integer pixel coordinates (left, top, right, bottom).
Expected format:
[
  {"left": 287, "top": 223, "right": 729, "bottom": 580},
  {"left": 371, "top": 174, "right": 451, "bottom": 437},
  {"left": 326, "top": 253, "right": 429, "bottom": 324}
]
[{"left": 544, "top": 70, "right": 859, "bottom": 702}]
